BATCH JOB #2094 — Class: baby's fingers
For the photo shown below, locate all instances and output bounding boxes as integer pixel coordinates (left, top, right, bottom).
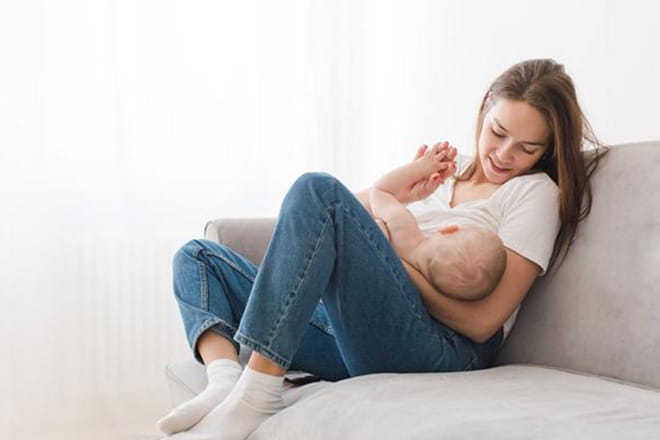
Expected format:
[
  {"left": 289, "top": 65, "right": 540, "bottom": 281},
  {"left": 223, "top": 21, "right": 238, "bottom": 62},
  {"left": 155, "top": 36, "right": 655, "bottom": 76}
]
[
  {"left": 414, "top": 144, "right": 428, "bottom": 161},
  {"left": 433, "top": 160, "right": 456, "bottom": 175},
  {"left": 430, "top": 141, "right": 449, "bottom": 154},
  {"left": 425, "top": 173, "right": 444, "bottom": 190},
  {"left": 432, "top": 149, "right": 451, "bottom": 164},
  {"left": 441, "top": 161, "right": 457, "bottom": 177}
]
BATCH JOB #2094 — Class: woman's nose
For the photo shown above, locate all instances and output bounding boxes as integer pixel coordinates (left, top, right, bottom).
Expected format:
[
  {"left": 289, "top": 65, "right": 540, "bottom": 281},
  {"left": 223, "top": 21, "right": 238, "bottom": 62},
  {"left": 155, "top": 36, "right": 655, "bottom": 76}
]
[{"left": 496, "top": 142, "right": 516, "bottom": 164}]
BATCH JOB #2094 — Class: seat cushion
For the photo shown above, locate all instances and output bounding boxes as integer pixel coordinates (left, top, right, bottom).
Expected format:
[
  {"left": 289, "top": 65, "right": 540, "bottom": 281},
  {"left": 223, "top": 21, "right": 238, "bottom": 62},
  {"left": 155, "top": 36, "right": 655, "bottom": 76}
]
[{"left": 165, "top": 361, "right": 660, "bottom": 439}]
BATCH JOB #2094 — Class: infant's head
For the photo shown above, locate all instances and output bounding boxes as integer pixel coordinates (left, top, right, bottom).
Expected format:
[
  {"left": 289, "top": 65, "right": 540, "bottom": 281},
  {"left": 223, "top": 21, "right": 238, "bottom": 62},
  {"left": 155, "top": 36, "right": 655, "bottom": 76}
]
[{"left": 415, "top": 225, "right": 506, "bottom": 301}]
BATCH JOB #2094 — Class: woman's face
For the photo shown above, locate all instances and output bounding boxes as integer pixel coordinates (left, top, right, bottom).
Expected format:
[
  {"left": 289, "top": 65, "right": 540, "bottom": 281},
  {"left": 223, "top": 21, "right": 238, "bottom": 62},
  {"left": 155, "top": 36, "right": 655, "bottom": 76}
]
[{"left": 475, "top": 97, "right": 551, "bottom": 184}]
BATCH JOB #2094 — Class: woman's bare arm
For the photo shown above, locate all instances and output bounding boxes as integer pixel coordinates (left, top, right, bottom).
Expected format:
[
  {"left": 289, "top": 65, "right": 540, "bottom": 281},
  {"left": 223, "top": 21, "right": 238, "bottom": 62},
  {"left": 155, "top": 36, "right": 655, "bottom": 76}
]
[
  {"left": 356, "top": 186, "right": 540, "bottom": 343},
  {"left": 401, "top": 248, "right": 540, "bottom": 343},
  {"left": 354, "top": 187, "right": 374, "bottom": 215}
]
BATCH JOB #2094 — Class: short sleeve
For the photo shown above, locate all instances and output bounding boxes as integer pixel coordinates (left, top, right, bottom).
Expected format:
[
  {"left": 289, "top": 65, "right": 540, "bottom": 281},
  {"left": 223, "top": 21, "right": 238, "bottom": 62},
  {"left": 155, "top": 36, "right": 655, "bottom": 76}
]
[{"left": 497, "top": 175, "right": 561, "bottom": 276}]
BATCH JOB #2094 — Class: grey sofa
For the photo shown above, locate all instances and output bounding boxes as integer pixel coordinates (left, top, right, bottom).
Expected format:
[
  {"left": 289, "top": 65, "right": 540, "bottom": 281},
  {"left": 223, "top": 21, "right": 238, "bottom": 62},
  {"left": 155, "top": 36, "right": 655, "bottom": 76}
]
[{"left": 164, "top": 141, "right": 660, "bottom": 439}]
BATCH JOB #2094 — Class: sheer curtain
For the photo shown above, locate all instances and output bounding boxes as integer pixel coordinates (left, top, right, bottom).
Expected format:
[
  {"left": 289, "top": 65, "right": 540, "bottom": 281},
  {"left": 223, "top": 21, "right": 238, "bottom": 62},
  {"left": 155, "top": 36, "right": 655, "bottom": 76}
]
[{"left": 0, "top": 1, "right": 362, "bottom": 438}]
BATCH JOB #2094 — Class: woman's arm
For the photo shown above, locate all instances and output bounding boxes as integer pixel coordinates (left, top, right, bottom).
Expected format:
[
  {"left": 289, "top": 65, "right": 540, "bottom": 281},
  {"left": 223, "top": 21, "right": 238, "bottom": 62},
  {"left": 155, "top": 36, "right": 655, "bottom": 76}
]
[
  {"left": 402, "top": 248, "right": 541, "bottom": 343},
  {"left": 354, "top": 187, "right": 373, "bottom": 215}
]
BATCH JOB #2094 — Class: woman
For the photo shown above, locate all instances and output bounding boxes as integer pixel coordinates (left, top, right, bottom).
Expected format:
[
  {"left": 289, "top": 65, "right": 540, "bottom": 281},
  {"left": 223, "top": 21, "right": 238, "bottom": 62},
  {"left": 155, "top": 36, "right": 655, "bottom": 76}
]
[{"left": 158, "top": 58, "right": 608, "bottom": 440}]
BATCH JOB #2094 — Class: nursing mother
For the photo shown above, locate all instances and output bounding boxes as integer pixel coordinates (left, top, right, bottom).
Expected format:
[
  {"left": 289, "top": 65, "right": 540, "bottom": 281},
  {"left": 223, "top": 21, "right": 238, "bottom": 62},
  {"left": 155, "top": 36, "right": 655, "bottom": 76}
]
[
  {"left": 158, "top": 59, "right": 608, "bottom": 440},
  {"left": 404, "top": 60, "right": 606, "bottom": 348}
]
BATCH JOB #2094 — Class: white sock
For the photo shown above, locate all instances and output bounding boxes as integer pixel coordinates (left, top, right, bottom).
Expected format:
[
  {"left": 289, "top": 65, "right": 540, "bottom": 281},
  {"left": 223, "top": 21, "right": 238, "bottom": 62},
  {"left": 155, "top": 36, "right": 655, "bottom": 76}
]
[
  {"left": 157, "top": 359, "right": 243, "bottom": 435},
  {"left": 165, "top": 365, "right": 286, "bottom": 440}
]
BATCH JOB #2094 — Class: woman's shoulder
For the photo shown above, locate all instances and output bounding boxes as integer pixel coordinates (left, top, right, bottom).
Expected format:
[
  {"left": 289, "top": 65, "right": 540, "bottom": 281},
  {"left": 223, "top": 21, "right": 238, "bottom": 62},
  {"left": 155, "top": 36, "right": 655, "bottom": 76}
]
[
  {"left": 505, "top": 171, "right": 559, "bottom": 196},
  {"left": 497, "top": 171, "right": 560, "bottom": 214}
]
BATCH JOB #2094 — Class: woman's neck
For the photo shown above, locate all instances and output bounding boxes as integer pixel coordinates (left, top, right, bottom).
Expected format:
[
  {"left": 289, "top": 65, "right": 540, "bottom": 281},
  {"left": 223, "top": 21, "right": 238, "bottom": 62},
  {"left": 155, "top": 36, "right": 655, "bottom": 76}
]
[{"left": 468, "top": 162, "right": 491, "bottom": 186}]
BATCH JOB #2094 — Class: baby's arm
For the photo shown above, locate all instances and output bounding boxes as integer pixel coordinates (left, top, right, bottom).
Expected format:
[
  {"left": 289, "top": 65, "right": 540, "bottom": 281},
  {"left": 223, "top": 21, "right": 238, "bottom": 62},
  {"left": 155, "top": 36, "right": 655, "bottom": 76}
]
[
  {"left": 374, "top": 145, "right": 450, "bottom": 199},
  {"left": 369, "top": 186, "right": 425, "bottom": 259},
  {"left": 369, "top": 144, "right": 454, "bottom": 257}
]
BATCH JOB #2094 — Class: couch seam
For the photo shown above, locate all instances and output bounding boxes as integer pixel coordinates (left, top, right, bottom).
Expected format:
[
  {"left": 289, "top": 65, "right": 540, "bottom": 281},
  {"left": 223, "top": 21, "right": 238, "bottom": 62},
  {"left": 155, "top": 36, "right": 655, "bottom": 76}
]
[
  {"left": 503, "top": 363, "right": 660, "bottom": 393},
  {"left": 164, "top": 364, "right": 198, "bottom": 398}
]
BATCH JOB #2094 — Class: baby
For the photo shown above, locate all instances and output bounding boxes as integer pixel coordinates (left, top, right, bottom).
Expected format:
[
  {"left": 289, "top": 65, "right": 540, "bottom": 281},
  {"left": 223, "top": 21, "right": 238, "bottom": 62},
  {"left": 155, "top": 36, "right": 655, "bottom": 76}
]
[{"left": 369, "top": 143, "right": 506, "bottom": 301}]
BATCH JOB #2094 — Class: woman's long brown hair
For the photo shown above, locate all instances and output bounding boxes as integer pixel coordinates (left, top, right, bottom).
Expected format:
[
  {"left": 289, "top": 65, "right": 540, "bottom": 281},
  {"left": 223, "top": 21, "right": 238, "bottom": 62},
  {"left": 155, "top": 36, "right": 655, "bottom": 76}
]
[{"left": 456, "top": 59, "right": 609, "bottom": 275}]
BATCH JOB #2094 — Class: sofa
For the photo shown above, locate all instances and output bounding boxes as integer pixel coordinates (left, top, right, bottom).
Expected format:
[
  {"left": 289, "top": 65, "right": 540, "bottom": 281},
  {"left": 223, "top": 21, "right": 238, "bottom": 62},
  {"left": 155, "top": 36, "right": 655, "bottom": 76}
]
[{"left": 164, "top": 141, "right": 660, "bottom": 439}]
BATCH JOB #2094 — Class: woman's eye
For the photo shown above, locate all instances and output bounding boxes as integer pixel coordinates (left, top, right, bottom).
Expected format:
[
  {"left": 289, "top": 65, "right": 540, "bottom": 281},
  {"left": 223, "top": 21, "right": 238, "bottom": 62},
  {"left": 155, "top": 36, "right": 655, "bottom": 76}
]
[
  {"left": 491, "top": 127, "right": 536, "bottom": 154},
  {"left": 491, "top": 128, "right": 504, "bottom": 138}
]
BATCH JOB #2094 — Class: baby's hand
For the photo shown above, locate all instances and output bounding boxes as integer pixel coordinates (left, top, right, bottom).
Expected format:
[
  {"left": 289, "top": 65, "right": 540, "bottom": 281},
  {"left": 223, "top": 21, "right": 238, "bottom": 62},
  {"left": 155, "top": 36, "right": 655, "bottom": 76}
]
[
  {"left": 399, "top": 141, "right": 458, "bottom": 204},
  {"left": 416, "top": 141, "right": 457, "bottom": 182}
]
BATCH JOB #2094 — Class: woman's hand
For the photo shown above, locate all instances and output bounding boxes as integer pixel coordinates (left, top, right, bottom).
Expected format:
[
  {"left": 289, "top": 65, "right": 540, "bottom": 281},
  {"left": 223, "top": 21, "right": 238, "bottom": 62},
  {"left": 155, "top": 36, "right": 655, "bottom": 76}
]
[{"left": 395, "top": 142, "right": 458, "bottom": 204}]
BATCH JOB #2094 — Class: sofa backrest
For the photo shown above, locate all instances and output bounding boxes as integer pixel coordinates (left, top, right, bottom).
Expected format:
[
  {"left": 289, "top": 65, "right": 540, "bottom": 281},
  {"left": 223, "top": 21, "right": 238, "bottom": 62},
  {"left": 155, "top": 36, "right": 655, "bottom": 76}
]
[
  {"left": 206, "top": 141, "right": 660, "bottom": 389},
  {"left": 495, "top": 141, "right": 660, "bottom": 389}
]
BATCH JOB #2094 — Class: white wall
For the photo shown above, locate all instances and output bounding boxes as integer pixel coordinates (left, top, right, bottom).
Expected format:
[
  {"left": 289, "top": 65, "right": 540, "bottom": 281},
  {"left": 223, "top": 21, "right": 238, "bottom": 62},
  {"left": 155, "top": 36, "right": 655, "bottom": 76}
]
[
  {"left": 351, "top": 0, "right": 660, "bottom": 189},
  {"left": 1, "top": 1, "right": 658, "bottom": 439}
]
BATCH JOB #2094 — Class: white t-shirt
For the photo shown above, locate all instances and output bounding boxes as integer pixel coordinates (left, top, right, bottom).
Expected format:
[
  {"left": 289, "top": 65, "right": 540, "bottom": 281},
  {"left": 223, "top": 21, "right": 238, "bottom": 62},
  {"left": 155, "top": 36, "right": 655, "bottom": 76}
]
[{"left": 406, "top": 154, "right": 561, "bottom": 341}]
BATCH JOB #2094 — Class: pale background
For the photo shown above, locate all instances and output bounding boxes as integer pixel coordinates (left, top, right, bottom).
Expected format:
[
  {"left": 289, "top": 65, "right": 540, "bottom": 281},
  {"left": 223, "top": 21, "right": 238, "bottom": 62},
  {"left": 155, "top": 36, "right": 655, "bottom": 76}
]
[{"left": 1, "top": 1, "right": 659, "bottom": 439}]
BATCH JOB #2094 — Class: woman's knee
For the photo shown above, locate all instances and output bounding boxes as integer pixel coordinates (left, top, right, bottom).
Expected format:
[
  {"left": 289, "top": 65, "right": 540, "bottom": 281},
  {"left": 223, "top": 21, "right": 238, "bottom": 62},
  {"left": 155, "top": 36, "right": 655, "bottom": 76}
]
[
  {"left": 287, "top": 172, "right": 349, "bottom": 208},
  {"left": 172, "top": 239, "right": 227, "bottom": 274},
  {"left": 292, "top": 171, "right": 338, "bottom": 192},
  {"left": 173, "top": 239, "right": 206, "bottom": 266}
]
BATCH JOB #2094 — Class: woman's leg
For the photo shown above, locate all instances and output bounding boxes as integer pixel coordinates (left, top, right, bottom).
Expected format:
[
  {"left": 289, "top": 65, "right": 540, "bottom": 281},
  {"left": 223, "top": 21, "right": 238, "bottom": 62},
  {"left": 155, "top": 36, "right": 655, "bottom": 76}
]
[
  {"left": 167, "top": 173, "right": 502, "bottom": 440},
  {"left": 234, "top": 172, "right": 502, "bottom": 377},
  {"left": 169, "top": 238, "right": 348, "bottom": 377},
  {"left": 159, "top": 239, "right": 348, "bottom": 435}
]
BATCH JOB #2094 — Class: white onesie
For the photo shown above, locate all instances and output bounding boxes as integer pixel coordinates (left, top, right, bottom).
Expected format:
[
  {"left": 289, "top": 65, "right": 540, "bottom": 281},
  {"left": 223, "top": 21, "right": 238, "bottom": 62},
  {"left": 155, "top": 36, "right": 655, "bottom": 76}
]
[{"left": 406, "top": 154, "right": 561, "bottom": 341}]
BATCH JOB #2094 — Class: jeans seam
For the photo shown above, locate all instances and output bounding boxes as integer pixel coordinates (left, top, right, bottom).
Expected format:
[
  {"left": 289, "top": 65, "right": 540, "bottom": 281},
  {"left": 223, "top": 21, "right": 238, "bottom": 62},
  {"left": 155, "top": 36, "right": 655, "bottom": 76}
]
[
  {"left": 309, "top": 319, "right": 333, "bottom": 335},
  {"left": 342, "top": 205, "right": 455, "bottom": 348},
  {"left": 192, "top": 317, "right": 237, "bottom": 344},
  {"left": 234, "top": 331, "right": 291, "bottom": 370},
  {"left": 462, "top": 355, "right": 479, "bottom": 371},
  {"left": 196, "top": 259, "right": 209, "bottom": 310},
  {"left": 191, "top": 317, "right": 239, "bottom": 362},
  {"left": 197, "top": 247, "right": 257, "bottom": 284},
  {"left": 265, "top": 203, "right": 336, "bottom": 348}
]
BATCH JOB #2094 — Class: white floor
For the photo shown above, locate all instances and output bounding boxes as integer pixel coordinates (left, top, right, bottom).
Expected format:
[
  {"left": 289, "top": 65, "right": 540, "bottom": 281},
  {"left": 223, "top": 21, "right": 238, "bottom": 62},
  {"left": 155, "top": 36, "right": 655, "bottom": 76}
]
[{"left": 1, "top": 193, "right": 220, "bottom": 440}]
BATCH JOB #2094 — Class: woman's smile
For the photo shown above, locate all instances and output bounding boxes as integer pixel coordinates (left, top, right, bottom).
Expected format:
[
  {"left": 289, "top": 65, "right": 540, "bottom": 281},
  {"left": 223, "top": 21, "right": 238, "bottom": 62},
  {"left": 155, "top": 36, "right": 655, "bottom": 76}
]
[{"left": 487, "top": 155, "right": 511, "bottom": 175}]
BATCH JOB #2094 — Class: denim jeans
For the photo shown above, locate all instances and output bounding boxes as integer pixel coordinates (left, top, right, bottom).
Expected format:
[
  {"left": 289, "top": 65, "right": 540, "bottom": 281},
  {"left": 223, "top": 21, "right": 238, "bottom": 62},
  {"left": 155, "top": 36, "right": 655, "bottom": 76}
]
[{"left": 172, "top": 172, "right": 502, "bottom": 382}]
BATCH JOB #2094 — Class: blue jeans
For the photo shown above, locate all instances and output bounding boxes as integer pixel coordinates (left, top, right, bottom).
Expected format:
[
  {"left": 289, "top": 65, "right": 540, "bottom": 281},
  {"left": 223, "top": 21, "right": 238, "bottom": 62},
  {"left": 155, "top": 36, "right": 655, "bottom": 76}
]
[{"left": 172, "top": 172, "right": 502, "bottom": 382}]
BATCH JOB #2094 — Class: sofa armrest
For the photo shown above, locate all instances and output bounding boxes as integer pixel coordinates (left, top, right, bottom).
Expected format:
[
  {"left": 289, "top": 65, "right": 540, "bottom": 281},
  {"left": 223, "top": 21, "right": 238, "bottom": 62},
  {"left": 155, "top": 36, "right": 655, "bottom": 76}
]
[{"left": 203, "top": 218, "right": 276, "bottom": 266}]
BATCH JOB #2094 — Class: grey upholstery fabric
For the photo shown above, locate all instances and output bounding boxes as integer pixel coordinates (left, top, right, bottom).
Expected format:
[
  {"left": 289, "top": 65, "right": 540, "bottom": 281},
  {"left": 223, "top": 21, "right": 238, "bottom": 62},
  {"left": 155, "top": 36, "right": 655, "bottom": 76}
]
[
  {"left": 495, "top": 141, "right": 660, "bottom": 389},
  {"left": 204, "top": 217, "right": 275, "bottom": 266},
  {"left": 202, "top": 141, "right": 660, "bottom": 389},
  {"left": 166, "top": 360, "right": 660, "bottom": 439}
]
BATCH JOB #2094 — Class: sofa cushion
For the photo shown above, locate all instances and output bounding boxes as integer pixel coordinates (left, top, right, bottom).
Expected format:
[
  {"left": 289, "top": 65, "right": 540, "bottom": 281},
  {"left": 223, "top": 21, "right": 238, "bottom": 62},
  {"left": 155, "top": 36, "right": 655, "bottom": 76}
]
[
  {"left": 165, "top": 361, "right": 660, "bottom": 439},
  {"left": 495, "top": 141, "right": 660, "bottom": 389}
]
